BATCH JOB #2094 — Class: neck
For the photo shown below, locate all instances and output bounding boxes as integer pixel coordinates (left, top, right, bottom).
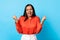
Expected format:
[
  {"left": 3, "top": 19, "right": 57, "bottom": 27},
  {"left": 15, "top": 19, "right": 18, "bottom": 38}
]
[{"left": 28, "top": 16, "right": 31, "bottom": 19}]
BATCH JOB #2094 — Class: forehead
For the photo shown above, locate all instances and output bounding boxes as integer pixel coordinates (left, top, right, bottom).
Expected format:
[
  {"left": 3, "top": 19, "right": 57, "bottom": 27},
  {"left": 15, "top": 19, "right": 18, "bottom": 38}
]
[{"left": 26, "top": 6, "right": 32, "bottom": 9}]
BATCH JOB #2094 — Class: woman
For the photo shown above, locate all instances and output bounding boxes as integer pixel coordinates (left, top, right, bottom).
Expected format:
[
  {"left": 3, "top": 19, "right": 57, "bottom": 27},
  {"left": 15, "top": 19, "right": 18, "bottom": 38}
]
[{"left": 13, "top": 4, "right": 46, "bottom": 40}]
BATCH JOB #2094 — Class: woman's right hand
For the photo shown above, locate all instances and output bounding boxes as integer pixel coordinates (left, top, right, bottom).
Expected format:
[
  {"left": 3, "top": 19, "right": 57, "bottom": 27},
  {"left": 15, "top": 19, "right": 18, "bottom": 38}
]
[
  {"left": 13, "top": 16, "right": 18, "bottom": 23},
  {"left": 13, "top": 16, "right": 17, "bottom": 20}
]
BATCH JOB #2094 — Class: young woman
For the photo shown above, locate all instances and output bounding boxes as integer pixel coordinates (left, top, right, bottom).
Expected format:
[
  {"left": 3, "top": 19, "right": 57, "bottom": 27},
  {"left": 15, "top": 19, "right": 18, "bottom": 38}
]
[{"left": 13, "top": 4, "right": 46, "bottom": 40}]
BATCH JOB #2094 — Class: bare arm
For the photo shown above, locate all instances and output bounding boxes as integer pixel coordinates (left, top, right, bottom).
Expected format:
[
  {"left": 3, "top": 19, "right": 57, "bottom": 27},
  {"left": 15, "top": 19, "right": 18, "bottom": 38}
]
[
  {"left": 41, "top": 16, "right": 46, "bottom": 25},
  {"left": 13, "top": 16, "right": 18, "bottom": 23}
]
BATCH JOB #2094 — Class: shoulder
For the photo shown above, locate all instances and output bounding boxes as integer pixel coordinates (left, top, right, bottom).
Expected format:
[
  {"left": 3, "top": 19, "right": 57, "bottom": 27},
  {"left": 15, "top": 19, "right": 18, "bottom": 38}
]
[
  {"left": 20, "top": 16, "right": 25, "bottom": 18},
  {"left": 35, "top": 16, "right": 40, "bottom": 20},
  {"left": 34, "top": 16, "right": 41, "bottom": 22},
  {"left": 19, "top": 16, "right": 25, "bottom": 20}
]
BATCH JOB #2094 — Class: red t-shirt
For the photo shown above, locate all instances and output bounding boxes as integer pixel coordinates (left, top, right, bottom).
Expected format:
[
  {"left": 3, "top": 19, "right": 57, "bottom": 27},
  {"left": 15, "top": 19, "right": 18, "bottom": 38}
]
[{"left": 15, "top": 16, "right": 42, "bottom": 34}]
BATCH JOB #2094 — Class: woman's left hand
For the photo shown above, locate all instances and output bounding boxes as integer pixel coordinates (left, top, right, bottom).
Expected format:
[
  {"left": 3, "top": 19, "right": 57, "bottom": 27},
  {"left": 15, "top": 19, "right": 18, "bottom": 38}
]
[{"left": 41, "top": 16, "right": 46, "bottom": 25}]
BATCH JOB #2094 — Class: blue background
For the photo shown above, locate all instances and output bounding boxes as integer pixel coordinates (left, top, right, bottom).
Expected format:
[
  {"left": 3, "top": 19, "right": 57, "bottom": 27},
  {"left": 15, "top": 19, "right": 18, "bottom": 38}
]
[{"left": 0, "top": 0, "right": 60, "bottom": 40}]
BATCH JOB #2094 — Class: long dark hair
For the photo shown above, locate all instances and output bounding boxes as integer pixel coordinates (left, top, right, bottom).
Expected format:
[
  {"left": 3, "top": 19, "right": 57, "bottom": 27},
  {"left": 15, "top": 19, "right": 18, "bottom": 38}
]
[{"left": 23, "top": 4, "right": 36, "bottom": 21}]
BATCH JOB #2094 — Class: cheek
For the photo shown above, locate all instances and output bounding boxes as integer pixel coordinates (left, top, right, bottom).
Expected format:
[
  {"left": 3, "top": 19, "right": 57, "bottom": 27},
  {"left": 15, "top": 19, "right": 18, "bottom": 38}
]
[
  {"left": 31, "top": 10, "right": 33, "bottom": 14},
  {"left": 26, "top": 11, "right": 29, "bottom": 16},
  {"left": 26, "top": 11, "right": 29, "bottom": 14},
  {"left": 26, "top": 10, "right": 33, "bottom": 15}
]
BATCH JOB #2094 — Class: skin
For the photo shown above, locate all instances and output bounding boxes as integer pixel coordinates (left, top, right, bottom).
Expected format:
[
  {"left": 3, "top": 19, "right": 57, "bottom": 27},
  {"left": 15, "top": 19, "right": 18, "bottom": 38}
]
[
  {"left": 13, "top": 6, "right": 46, "bottom": 25},
  {"left": 41, "top": 16, "right": 46, "bottom": 25},
  {"left": 26, "top": 6, "right": 33, "bottom": 19}
]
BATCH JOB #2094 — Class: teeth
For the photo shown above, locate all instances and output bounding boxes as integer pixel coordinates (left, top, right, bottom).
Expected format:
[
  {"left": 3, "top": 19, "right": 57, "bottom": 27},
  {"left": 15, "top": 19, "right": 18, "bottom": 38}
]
[{"left": 28, "top": 13, "right": 31, "bottom": 15}]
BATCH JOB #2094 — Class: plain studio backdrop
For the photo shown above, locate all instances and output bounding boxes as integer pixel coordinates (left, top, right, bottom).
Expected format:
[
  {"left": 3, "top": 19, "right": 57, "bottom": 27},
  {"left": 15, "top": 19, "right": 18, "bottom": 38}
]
[{"left": 0, "top": 0, "right": 60, "bottom": 40}]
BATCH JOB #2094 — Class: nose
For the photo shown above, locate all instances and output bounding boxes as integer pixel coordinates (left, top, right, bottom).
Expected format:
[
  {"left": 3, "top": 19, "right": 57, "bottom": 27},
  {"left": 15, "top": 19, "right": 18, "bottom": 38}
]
[{"left": 28, "top": 10, "right": 31, "bottom": 12}]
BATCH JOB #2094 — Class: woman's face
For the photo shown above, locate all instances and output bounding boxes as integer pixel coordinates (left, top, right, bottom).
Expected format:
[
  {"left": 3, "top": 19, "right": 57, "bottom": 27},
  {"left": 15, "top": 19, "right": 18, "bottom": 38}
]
[{"left": 26, "top": 6, "right": 33, "bottom": 17}]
